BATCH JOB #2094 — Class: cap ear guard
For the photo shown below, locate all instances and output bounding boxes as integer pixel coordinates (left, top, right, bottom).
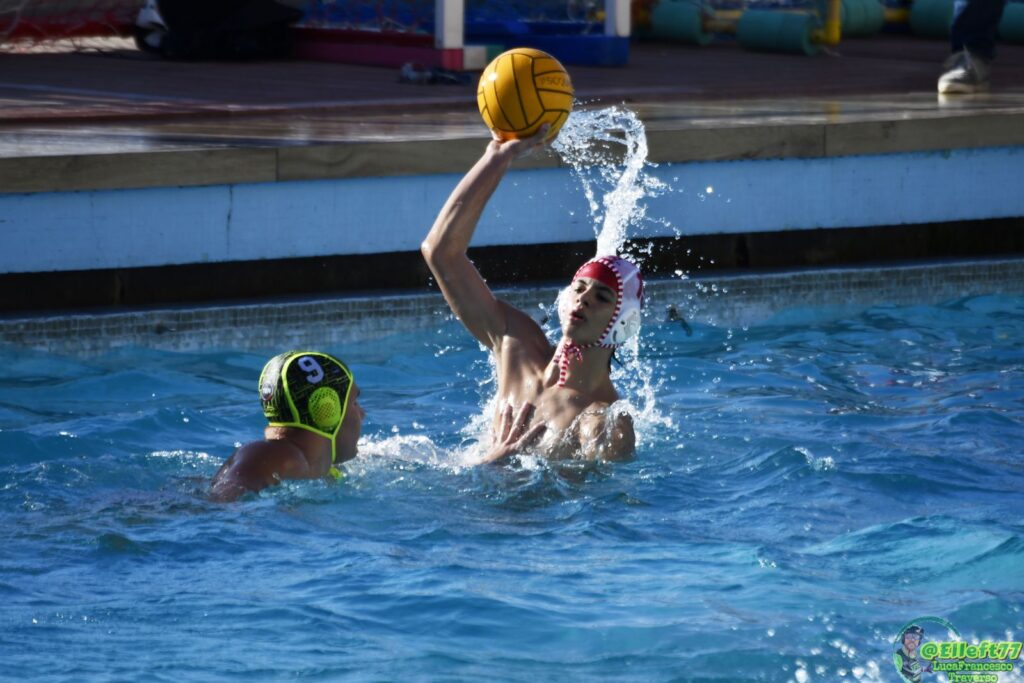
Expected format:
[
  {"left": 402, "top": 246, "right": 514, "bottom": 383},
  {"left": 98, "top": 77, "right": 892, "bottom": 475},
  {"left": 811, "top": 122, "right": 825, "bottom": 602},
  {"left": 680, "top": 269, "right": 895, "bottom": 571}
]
[
  {"left": 555, "top": 286, "right": 573, "bottom": 328},
  {"left": 608, "top": 306, "right": 641, "bottom": 345},
  {"left": 597, "top": 257, "right": 643, "bottom": 346},
  {"left": 308, "top": 386, "right": 343, "bottom": 432}
]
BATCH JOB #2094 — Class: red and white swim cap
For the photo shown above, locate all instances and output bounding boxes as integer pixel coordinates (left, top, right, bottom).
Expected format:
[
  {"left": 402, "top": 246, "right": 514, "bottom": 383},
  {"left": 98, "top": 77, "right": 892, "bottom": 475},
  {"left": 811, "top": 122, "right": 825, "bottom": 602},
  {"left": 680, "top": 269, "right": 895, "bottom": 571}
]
[{"left": 567, "top": 255, "right": 645, "bottom": 346}]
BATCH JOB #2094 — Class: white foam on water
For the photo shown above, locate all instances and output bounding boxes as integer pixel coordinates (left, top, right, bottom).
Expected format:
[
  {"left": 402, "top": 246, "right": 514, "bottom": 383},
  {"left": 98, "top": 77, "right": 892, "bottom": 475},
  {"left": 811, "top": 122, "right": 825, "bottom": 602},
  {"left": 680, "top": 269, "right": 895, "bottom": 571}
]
[
  {"left": 795, "top": 446, "right": 836, "bottom": 472},
  {"left": 352, "top": 432, "right": 489, "bottom": 473}
]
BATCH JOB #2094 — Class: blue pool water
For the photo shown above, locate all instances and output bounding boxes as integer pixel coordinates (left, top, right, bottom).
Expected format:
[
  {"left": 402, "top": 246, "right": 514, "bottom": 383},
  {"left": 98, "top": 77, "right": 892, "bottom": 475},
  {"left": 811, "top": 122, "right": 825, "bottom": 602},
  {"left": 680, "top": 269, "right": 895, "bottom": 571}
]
[{"left": 1, "top": 291, "right": 1023, "bottom": 682}]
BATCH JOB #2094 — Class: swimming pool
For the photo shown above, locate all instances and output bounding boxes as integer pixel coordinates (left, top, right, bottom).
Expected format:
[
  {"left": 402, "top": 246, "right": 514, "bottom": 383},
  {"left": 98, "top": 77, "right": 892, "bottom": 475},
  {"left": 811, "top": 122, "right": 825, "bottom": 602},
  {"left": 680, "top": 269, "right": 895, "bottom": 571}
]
[{"left": 2, "top": 271, "right": 1022, "bottom": 681}]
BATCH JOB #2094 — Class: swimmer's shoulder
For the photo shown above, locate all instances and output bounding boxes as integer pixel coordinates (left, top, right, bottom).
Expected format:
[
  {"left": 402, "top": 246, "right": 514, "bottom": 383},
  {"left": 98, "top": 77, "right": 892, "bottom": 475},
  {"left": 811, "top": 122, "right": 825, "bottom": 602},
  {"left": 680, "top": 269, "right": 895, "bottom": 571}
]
[
  {"left": 577, "top": 401, "right": 635, "bottom": 462},
  {"left": 495, "top": 299, "right": 554, "bottom": 356},
  {"left": 210, "top": 440, "right": 310, "bottom": 501},
  {"left": 234, "top": 439, "right": 306, "bottom": 465}
]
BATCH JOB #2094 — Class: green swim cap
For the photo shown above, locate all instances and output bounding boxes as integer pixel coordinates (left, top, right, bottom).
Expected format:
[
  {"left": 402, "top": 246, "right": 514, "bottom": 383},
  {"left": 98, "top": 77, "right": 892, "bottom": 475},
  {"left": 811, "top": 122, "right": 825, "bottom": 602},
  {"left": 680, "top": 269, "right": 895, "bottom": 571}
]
[{"left": 259, "top": 351, "right": 354, "bottom": 477}]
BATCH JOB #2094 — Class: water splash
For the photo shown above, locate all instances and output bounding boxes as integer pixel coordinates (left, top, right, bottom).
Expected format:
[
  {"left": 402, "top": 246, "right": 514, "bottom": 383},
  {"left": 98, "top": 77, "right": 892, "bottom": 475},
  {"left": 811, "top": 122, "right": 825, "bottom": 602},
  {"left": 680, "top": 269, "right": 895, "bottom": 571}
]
[
  {"left": 552, "top": 106, "right": 668, "bottom": 257},
  {"left": 551, "top": 106, "right": 673, "bottom": 433},
  {"left": 554, "top": 108, "right": 744, "bottom": 341}
]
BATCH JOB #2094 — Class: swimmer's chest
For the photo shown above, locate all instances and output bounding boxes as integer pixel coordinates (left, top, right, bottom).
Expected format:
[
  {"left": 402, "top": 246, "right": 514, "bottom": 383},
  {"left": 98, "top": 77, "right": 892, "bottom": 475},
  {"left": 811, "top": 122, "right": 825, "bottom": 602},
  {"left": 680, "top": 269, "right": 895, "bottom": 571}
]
[
  {"left": 494, "top": 336, "right": 606, "bottom": 439},
  {"left": 531, "top": 387, "right": 610, "bottom": 460},
  {"left": 501, "top": 373, "right": 602, "bottom": 434}
]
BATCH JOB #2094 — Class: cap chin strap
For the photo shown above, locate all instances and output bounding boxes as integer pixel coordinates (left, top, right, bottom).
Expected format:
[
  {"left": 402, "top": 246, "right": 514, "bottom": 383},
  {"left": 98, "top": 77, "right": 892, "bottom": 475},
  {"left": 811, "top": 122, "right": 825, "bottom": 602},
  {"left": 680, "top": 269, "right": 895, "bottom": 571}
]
[{"left": 552, "top": 337, "right": 616, "bottom": 387}]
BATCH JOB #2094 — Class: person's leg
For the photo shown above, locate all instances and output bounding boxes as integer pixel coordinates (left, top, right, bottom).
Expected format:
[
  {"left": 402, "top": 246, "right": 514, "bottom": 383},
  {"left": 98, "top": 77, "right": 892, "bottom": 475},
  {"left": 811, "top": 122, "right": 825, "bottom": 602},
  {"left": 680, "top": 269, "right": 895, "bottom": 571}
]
[
  {"left": 939, "top": 0, "right": 1009, "bottom": 92},
  {"left": 950, "top": 0, "right": 1009, "bottom": 60}
]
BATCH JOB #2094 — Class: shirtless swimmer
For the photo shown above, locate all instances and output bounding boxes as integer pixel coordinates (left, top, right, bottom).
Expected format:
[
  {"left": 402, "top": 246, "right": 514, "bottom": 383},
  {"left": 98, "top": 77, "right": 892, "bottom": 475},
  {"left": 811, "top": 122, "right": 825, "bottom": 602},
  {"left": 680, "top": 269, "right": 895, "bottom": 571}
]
[
  {"left": 210, "top": 351, "right": 365, "bottom": 502},
  {"left": 421, "top": 128, "right": 643, "bottom": 464}
]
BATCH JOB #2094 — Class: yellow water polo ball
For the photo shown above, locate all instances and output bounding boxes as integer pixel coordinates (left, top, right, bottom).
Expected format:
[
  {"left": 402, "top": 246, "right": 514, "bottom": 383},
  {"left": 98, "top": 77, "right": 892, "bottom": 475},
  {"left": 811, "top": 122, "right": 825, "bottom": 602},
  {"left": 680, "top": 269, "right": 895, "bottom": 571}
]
[{"left": 477, "top": 47, "right": 574, "bottom": 142}]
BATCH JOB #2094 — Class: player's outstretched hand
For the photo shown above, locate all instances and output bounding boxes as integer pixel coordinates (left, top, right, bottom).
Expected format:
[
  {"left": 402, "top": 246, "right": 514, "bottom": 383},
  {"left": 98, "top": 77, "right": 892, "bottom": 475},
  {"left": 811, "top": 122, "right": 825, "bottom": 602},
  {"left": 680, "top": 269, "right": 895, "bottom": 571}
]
[{"left": 487, "top": 124, "right": 551, "bottom": 161}]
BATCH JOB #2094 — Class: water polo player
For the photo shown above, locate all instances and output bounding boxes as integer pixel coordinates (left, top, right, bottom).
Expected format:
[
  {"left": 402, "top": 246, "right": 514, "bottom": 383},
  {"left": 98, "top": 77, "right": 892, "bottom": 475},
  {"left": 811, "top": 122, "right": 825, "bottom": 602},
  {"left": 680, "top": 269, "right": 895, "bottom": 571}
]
[
  {"left": 210, "top": 351, "right": 365, "bottom": 501},
  {"left": 421, "top": 128, "right": 641, "bottom": 463}
]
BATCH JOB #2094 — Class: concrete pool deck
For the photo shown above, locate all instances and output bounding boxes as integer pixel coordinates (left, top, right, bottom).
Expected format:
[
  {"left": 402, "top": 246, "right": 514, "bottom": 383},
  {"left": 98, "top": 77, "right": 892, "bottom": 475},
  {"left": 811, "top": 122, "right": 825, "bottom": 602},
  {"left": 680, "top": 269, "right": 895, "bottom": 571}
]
[
  {"left": 1, "top": 36, "right": 1023, "bottom": 313},
  {"left": 4, "top": 36, "right": 1024, "bottom": 190}
]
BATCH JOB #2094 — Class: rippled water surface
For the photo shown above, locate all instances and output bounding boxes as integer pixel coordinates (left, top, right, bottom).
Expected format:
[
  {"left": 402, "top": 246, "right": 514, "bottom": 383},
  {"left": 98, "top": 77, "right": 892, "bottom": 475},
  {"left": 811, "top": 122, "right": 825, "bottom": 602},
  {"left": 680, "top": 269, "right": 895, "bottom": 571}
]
[{"left": 2, "top": 293, "right": 1023, "bottom": 682}]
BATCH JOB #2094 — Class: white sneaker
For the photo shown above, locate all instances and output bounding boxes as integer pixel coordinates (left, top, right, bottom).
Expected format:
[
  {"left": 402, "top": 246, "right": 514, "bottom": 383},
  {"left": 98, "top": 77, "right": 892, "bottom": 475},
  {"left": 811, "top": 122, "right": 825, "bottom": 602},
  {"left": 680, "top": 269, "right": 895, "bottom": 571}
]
[{"left": 938, "top": 50, "right": 991, "bottom": 94}]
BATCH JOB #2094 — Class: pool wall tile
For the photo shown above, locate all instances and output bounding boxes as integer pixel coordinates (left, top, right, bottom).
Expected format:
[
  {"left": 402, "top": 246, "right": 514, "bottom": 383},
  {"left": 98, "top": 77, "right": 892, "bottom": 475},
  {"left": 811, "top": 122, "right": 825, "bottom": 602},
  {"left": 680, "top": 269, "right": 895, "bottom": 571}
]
[{"left": 2, "top": 259, "right": 1021, "bottom": 357}]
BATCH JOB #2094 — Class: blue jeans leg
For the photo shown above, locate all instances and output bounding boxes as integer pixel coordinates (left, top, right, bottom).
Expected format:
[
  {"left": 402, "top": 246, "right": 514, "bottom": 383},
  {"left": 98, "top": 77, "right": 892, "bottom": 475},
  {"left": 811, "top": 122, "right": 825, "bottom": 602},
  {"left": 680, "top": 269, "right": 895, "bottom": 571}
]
[{"left": 950, "top": 0, "right": 1009, "bottom": 60}]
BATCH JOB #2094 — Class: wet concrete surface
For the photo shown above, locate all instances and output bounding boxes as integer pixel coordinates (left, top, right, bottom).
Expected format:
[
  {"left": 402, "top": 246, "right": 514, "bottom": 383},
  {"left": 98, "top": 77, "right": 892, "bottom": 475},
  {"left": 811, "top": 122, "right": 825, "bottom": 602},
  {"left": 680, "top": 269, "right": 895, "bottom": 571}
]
[{"left": 1, "top": 35, "right": 1023, "bottom": 159}]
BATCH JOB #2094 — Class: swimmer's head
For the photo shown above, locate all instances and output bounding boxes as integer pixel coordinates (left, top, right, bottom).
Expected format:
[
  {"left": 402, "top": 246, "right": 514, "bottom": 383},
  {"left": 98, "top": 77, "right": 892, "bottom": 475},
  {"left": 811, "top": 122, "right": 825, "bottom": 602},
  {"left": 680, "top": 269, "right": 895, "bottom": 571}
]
[
  {"left": 902, "top": 625, "right": 924, "bottom": 650},
  {"left": 558, "top": 255, "right": 644, "bottom": 346},
  {"left": 259, "top": 351, "right": 364, "bottom": 470}
]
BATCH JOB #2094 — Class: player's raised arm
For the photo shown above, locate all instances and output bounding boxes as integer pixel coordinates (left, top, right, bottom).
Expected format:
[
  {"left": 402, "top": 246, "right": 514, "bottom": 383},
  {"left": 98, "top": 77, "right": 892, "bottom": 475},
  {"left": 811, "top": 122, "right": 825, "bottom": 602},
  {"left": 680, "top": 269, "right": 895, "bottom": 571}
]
[{"left": 420, "top": 131, "right": 548, "bottom": 349}]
